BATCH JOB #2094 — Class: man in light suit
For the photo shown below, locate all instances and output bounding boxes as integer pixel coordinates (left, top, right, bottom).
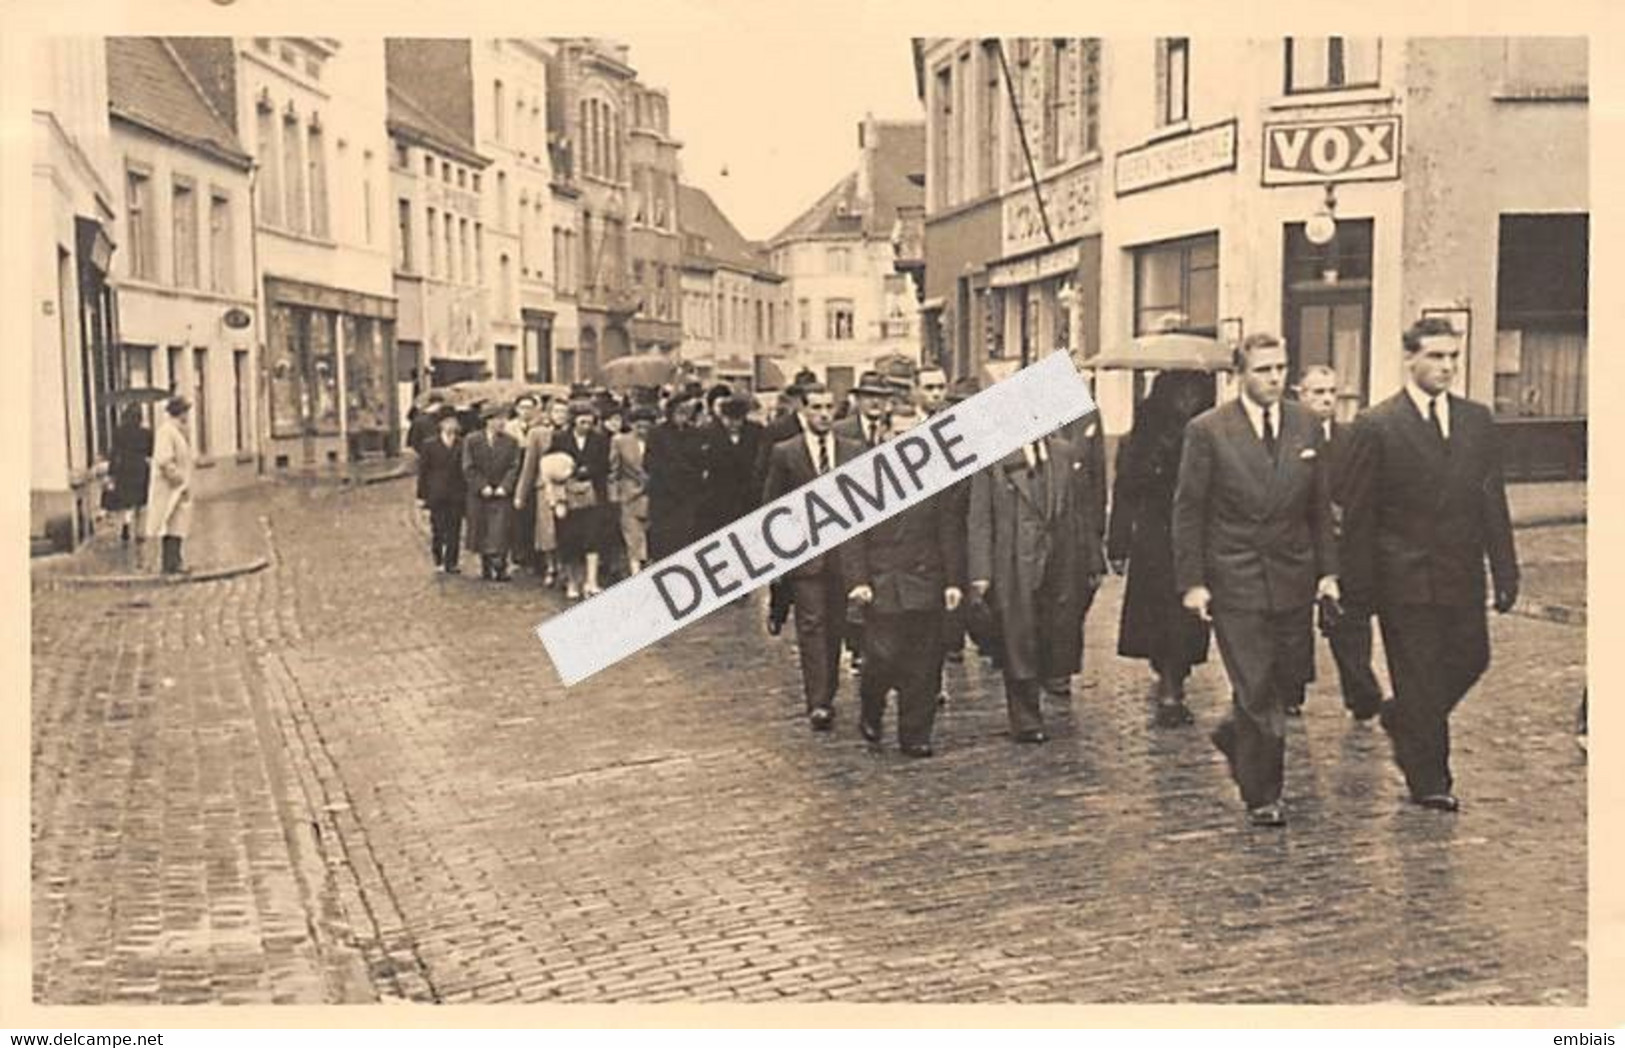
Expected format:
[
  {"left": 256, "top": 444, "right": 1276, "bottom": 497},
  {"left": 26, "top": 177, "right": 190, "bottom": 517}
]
[
  {"left": 610, "top": 406, "right": 655, "bottom": 575},
  {"left": 1172, "top": 333, "right": 1339, "bottom": 827},
  {"left": 1339, "top": 317, "right": 1519, "bottom": 813},
  {"left": 762, "top": 384, "right": 864, "bottom": 731}
]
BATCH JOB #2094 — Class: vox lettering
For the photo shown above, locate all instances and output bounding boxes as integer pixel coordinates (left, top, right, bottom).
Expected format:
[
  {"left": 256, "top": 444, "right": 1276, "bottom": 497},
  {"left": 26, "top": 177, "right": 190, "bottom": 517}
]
[{"left": 1262, "top": 116, "right": 1401, "bottom": 186}]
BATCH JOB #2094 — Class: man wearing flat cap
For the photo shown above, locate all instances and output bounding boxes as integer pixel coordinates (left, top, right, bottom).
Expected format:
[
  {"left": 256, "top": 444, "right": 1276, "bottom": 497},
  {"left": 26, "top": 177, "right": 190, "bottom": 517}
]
[{"left": 698, "top": 394, "right": 765, "bottom": 539}]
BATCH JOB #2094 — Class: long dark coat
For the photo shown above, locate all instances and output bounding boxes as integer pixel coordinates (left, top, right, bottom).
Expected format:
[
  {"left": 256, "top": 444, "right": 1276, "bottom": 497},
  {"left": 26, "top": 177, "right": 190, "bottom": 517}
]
[
  {"left": 550, "top": 428, "right": 612, "bottom": 558},
  {"left": 697, "top": 420, "right": 765, "bottom": 535},
  {"left": 107, "top": 421, "right": 153, "bottom": 510},
  {"left": 646, "top": 423, "right": 706, "bottom": 559},
  {"left": 1107, "top": 419, "right": 1210, "bottom": 669},
  {"left": 967, "top": 436, "right": 1102, "bottom": 682},
  {"left": 417, "top": 433, "right": 468, "bottom": 507},
  {"left": 462, "top": 428, "right": 522, "bottom": 555}
]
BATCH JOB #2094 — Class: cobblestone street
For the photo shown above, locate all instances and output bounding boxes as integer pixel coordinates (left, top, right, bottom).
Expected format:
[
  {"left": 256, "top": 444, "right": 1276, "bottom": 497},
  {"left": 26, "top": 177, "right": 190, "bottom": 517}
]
[{"left": 31, "top": 479, "right": 1588, "bottom": 1006}]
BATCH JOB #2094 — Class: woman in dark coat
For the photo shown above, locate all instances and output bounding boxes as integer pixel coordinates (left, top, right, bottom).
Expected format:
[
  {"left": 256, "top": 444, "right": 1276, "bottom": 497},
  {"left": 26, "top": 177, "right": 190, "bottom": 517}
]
[
  {"left": 106, "top": 405, "right": 154, "bottom": 542},
  {"left": 550, "top": 401, "right": 612, "bottom": 599},
  {"left": 463, "top": 403, "right": 523, "bottom": 581},
  {"left": 645, "top": 395, "right": 705, "bottom": 561},
  {"left": 1106, "top": 369, "right": 1215, "bottom": 727}
]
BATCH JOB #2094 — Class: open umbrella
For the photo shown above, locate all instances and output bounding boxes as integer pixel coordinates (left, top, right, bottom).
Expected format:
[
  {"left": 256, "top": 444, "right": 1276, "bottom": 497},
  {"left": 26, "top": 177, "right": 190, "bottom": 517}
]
[
  {"left": 113, "top": 386, "right": 172, "bottom": 405},
  {"left": 600, "top": 353, "right": 677, "bottom": 390},
  {"left": 1080, "top": 332, "right": 1234, "bottom": 372}
]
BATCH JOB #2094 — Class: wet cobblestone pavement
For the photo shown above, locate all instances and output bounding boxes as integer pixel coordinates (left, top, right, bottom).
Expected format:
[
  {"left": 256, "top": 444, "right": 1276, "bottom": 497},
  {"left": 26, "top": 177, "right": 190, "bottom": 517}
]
[{"left": 32, "top": 480, "right": 1587, "bottom": 1005}]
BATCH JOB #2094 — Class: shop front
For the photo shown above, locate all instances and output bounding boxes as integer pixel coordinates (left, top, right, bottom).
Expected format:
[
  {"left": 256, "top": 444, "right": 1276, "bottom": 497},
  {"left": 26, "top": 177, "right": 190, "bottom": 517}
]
[{"left": 264, "top": 276, "right": 397, "bottom": 468}]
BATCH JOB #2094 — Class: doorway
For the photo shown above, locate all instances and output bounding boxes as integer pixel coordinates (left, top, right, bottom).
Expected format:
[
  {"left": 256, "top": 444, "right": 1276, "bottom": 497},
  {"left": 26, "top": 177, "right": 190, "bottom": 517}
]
[{"left": 1282, "top": 220, "right": 1373, "bottom": 422}]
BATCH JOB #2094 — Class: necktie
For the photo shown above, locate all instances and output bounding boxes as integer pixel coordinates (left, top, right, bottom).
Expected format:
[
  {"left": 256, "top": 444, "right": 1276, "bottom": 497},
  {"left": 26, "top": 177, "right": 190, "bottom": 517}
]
[
  {"left": 817, "top": 436, "right": 830, "bottom": 475},
  {"left": 1428, "top": 397, "right": 1447, "bottom": 445},
  {"left": 1262, "top": 409, "right": 1278, "bottom": 459},
  {"left": 867, "top": 421, "right": 880, "bottom": 447}
]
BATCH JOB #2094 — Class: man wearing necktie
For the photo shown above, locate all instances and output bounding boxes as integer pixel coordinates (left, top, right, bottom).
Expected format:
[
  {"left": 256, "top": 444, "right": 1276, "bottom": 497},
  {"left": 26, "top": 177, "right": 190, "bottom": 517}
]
[
  {"left": 968, "top": 428, "right": 1104, "bottom": 744},
  {"left": 833, "top": 371, "right": 893, "bottom": 669},
  {"left": 763, "top": 384, "right": 864, "bottom": 731},
  {"left": 1294, "top": 366, "right": 1384, "bottom": 721},
  {"left": 1172, "top": 333, "right": 1340, "bottom": 828},
  {"left": 1338, "top": 317, "right": 1519, "bottom": 814}
]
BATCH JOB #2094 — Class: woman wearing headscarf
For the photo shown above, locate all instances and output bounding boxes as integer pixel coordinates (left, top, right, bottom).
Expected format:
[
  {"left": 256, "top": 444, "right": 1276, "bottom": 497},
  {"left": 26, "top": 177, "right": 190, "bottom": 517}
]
[
  {"left": 107, "top": 404, "right": 154, "bottom": 543},
  {"left": 1107, "top": 369, "right": 1215, "bottom": 727},
  {"left": 550, "top": 400, "right": 612, "bottom": 599}
]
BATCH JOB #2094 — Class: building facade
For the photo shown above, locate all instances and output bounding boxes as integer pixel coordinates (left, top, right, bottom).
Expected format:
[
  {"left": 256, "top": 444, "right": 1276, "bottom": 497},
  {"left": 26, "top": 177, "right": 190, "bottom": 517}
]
[
  {"left": 384, "top": 39, "right": 492, "bottom": 430},
  {"left": 678, "top": 184, "right": 785, "bottom": 389},
  {"left": 626, "top": 82, "right": 684, "bottom": 357},
  {"left": 769, "top": 117, "right": 923, "bottom": 401},
  {"left": 918, "top": 36, "right": 1587, "bottom": 478},
  {"left": 177, "top": 37, "right": 398, "bottom": 470},
  {"left": 32, "top": 38, "right": 120, "bottom": 550},
  {"left": 108, "top": 38, "right": 260, "bottom": 499}
]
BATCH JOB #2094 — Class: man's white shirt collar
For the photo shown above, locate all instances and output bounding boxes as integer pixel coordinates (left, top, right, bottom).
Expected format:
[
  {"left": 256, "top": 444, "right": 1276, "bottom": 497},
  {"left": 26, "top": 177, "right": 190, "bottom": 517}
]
[
  {"left": 1404, "top": 380, "right": 1451, "bottom": 439},
  {"left": 1239, "top": 393, "right": 1278, "bottom": 441}
]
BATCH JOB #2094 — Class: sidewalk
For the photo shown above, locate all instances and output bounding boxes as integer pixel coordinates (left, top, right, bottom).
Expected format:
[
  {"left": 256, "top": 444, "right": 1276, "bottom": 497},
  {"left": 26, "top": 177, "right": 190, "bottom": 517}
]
[
  {"left": 1507, "top": 480, "right": 1585, "bottom": 528},
  {"left": 31, "top": 485, "right": 272, "bottom": 587}
]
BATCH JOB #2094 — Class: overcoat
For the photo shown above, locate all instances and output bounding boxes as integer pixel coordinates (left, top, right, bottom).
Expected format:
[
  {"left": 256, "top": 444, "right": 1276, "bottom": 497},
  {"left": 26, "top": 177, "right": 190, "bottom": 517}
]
[
  {"left": 108, "top": 421, "right": 154, "bottom": 511},
  {"left": 462, "top": 428, "right": 522, "bottom": 555},
  {"left": 146, "top": 417, "right": 195, "bottom": 539},
  {"left": 967, "top": 436, "right": 1102, "bottom": 682}
]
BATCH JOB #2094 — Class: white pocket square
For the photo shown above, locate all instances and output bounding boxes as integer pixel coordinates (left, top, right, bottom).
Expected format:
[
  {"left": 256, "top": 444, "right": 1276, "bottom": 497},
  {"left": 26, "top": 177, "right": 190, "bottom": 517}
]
[{"left": 1299, "top": 448, "right": 1318, "bottom": 460}]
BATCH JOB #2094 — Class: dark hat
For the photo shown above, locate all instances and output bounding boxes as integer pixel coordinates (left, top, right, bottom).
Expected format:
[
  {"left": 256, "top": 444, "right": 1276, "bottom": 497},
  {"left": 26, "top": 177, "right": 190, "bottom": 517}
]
[
  {"left": 435, "top": 407, "right": 462, "bottom": 425},
  {"left": 853, "top": 371, "right": 892, "bottom": 397},
  {"left": 568, "top": 398, "right": 598, "bottom": 419},
  {"left": 946, "top": 376, "right": 981, "bottom": 404},
  {"left": 629, "top": 405, "right": 658, "bottom": 423},
  {"left": 793, "top": 367, "right": 819, "bottom": 386},
  {"left": 719, "top": 395, "right": 751, "bottom": 420},
  {"left": 165, "top": 395, "right": 192, "bottom": 417},
  {"left": 885, "top": 376, "right": 914, "bottom": 396}
]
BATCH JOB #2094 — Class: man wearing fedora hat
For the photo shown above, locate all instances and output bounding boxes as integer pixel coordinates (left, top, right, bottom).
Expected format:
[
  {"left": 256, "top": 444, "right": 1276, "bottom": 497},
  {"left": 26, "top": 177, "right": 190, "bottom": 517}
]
[
  {"left": 148, "top": 395, "right": 195, "bottom": 575},
  {"left": 834, "top": 371, "right": 891, "bottom": 449},
  {"left": 463, "top": 402, "right": 523, "bottom": 581}
]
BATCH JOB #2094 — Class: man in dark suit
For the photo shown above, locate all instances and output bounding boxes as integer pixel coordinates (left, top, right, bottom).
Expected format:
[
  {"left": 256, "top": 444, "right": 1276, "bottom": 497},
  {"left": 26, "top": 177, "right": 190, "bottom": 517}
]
[
  {"left": 697, "top": 395, "right": 765, "bottom": 536},
  {"left": 968, "top": 430, "right": 1105, "bottom": 744},
  {"left": 834, "top": 371, "right": 891, "bottom": 449},
  {"left": 1339, "top": 317, "right": 1519, "bottom": 813},
  {"left": 843, "top": 403, "right": 965, "bottom": 756},
  {"left": 1173, "top": 333, "right": 1339, "bottom": 828},
  {"left": 1293, "top": 365, "right": 1384, "bottom": 721},
  {"left": 762, "top": 383, "right": 863, "bottom": 731},
  {"left": 757, "top": 385, "right": 806, "bottom": 637},
  {"left": 416, "top": 408, "right": 467, "bottom": 574}
]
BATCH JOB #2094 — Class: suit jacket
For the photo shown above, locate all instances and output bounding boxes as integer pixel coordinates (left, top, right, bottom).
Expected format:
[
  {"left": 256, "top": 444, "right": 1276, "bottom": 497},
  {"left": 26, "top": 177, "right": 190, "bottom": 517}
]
[
  {"left": 609, "top": 431, "right": 650, "bottom": 508},
  {"left": 417, "top": 434, "right": 468, "bottom": 505},
  {"left": 755, "top": 412, "right": 804, "bottom": 491},
  {"left": 1059, "top": 410, "right": 1109, "bottom": 577},
  {"left": 1172, "top": 398, "right": 1337, "bottom": 613},
  {"left": 1338, "top": 392, "right": 1518, "bottom": 609},
  {"left": 515, "top": 423, "right": 560, "bottom": 504},
  {"left": 834, "top": 413, "right": 887, "bottom": 449},
  {"left": 843, "top": 490, "right": 966, "bottom": 616},
  {"left": 762, "top": 430, "right": 862, "bottom": 580},
  {"left": 697, "top": 420, "right": 765, "bottom": 531},
  {"left": 550, "top": 429, "right": 612, "bottom": 502},
  {"left": 967, "top": 436, "right": 1099, "bottom": 680}
]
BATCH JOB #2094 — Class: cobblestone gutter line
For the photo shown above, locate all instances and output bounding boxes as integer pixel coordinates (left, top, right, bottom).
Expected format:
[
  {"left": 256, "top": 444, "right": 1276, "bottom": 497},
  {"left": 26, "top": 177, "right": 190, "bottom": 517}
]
[{"left": 256, "top": 516, "right": 439, "bottom": 1003}]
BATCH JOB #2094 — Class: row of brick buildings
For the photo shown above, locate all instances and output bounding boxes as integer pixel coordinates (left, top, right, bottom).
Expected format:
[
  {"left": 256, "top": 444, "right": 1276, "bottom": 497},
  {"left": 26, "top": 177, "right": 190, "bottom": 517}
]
[
  {"left": 37, "top": 35, "right": 894, "bottom": 552},
  {"left": 909, "top": 37, "right": 1588, "bottom": 480}
]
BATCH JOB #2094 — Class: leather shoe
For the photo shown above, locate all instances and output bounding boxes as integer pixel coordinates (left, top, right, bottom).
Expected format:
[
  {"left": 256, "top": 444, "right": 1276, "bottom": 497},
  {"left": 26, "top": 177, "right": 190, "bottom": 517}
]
[
  {"left": 1248, "top": 803, "right": 1287, "bottom": 828},
  {"left": 1013, "top": 729, "right": 1048, "bottom": 744},
  {"left": 1413, "top": 793, "right": 1460, "bottom": 813},
  {"left": 1350, "top": 703, "right": 1381, "bottom": 723},
  {"left": 808, "top": 708, "right": 834, "bottom": 732},
  {"left": 901, "top": 744, "right": 934, "bottom": 759},
  {"left": 859, "top": 719, "right": 882, "bottom": 744},
  {"left": 1154, "top": 700, "right": 1195, "bottom": 728}
]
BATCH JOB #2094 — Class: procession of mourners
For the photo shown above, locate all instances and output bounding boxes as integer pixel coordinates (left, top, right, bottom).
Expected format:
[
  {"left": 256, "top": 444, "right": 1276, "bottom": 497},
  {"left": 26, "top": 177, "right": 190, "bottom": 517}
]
[{"left": 402, "top": 316, "right": 1519, "bottom": 829}]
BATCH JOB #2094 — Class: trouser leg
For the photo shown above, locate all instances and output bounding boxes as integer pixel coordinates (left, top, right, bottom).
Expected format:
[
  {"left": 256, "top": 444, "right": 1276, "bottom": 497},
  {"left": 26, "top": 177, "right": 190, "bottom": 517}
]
[
  {"left": 894, "top": 612, "right": 944, "bottom": 749},
  {"left": 1328, "top": 603, "right": 1384, "bottom": 717}
]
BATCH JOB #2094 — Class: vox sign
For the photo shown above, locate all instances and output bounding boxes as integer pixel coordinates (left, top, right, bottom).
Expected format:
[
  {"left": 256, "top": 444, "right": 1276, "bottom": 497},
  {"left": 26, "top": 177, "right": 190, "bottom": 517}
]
[{"left": 1262, "top": 115, "right": 1401, "bottom": 186}]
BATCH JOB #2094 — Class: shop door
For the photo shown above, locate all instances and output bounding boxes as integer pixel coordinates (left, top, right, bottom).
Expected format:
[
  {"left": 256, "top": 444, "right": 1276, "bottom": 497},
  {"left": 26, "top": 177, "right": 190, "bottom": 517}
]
[{"left": 1286, "top": 292, "right": 1369, "bottom": 422}]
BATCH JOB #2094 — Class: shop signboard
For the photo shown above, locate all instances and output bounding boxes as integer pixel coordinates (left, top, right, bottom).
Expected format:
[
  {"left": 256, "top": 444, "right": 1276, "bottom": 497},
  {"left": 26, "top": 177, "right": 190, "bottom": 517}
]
[{"left": 1262, "top": 115, "right": 1402, "bottom": 186}]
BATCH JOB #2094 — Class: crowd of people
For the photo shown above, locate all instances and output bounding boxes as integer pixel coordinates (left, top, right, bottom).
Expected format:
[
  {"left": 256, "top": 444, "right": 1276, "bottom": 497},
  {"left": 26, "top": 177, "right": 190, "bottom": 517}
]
[{"left": 408, "top": 317, "right": 1529, "bottom": 829}]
